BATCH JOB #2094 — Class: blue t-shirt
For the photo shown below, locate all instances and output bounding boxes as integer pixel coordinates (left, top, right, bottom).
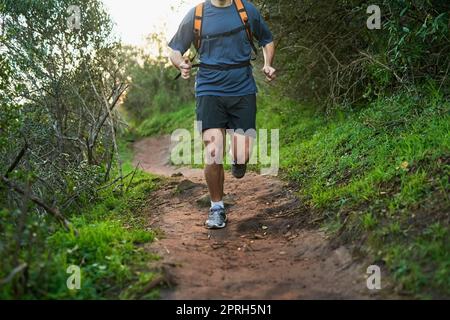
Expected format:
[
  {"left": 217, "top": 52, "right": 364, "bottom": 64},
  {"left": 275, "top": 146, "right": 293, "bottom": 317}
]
[{"left": 168, "top": 0, "right": 273, "bottom": 97}]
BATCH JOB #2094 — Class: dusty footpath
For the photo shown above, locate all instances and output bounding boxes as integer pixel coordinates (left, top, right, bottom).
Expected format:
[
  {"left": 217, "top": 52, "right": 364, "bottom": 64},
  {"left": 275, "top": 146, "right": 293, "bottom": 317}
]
[{"left": 133, "top": 136, "right": 388, "bottom": 299}]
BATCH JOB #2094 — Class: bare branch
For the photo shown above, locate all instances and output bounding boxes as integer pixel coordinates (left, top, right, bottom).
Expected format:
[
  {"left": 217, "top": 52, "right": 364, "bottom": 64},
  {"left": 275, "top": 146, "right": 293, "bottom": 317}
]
[
  {"left": 0, "top": 263, "right": 27, "bottom": 287},
  {"left": 5, "top": 142, "right": 28, "bottom": 177},
  {"left": 1, "top": 176, "right": 73, "bottom": 231}
]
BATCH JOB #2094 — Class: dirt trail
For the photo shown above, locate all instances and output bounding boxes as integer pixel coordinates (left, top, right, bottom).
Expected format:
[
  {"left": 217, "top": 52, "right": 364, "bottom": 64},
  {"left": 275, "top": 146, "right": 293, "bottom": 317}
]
[{"left": 134, "top": 136, "right": 379, "bottom": 299}]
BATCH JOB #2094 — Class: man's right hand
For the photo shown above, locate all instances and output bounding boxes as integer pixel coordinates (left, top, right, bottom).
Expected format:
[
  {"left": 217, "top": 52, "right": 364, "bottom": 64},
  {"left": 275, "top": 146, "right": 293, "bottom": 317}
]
[{"left": 179, "top": 58, "right": 192, "bottom": 80}]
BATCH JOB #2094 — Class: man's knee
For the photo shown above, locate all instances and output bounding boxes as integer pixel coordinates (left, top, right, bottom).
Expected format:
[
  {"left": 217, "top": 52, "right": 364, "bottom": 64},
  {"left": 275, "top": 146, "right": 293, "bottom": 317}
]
[
  {"left": 205, "top": 142, "right": 224, "bottom": 164},
  {"left": 203, "top": 129, "right": 225, "bottom": 165}
]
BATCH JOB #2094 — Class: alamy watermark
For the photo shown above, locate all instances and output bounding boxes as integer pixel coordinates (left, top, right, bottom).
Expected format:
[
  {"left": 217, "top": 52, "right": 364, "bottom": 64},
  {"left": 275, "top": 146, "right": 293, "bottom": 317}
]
[
  {"left": 367, "top": 5, "right": 381, "bottom": 30},
  {"left": 67, "top": 5, "right": 81, "bottom": 31},
  {"left": 366, "top": 265, "right": 381, "bottom": 290},
  {"left": 171, "top": 122, "right": 279, "bottom": 176},
  {"left": 66, "top": 265, "right": 81, "bottom": 290}
]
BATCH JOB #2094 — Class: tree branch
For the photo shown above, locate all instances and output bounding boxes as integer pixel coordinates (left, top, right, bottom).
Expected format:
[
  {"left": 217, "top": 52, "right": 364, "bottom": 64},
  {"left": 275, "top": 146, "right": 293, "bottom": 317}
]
[
  {"left": 5, "top": 142, "right": 28, "bottom": 177},
  {"left": 1, "top": 176, "right": 73, "bottom": 231},
  {"left": 0, "top": 263, "right": 27, "bottom": 287}
]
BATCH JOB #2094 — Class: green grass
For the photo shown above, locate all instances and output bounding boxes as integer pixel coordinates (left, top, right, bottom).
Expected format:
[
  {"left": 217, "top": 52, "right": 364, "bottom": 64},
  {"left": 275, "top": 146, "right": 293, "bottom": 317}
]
[
  {"left": 136, "top": 102, "right": 195, "bottom": 137},
  {"left": 257, "top": 88, "right": 449, "bottom": 297},
  {"left": 50, "top": 140, "right": 162, "bottom": 299},
  {"left": 0, "top": 138, "right": 162, "bottom": 300}
]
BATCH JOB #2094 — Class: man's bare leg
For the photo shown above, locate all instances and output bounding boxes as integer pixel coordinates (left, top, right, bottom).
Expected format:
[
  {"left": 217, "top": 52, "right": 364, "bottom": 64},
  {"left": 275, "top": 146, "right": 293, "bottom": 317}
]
[
  {"left": 203, "top": 128, "right": 226, "bottom": 202},
  {"left": 204, "top": 163, "right": 224, "bottom": 202},
  {"left": 203, "top": 128, "right": 227, "bottom": 229}
]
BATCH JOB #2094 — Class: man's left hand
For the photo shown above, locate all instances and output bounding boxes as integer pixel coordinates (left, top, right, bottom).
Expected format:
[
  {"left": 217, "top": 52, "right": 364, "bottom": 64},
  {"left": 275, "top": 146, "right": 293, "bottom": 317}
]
[{"left": 262, "top": 65, "right": 276, "bottom": 82}]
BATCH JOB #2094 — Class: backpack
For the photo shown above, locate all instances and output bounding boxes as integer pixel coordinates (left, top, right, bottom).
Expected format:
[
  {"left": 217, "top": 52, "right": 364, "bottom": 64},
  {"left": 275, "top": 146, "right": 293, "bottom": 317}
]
[
  {"left": 193, "top": 0, "right": 258, "bottom": 55},
  {"left": 174, "top": 0, "right": 258, "bottom": 80}
]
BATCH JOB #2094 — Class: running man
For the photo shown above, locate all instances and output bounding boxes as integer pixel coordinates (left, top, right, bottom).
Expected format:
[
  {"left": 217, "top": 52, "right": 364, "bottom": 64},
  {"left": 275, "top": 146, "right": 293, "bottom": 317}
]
[{"left": 168, "top": 0, "right": 276, "bottom": 229}]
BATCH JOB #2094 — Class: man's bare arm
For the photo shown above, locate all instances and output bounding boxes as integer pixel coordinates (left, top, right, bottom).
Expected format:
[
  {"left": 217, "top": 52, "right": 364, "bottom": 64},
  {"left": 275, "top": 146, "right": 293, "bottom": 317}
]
[
  {"left": 261, "top": 41, "right": 276, "bottom": 82},
  {"left": 169, "top": 49, "right": 192, "bottom": 80}
]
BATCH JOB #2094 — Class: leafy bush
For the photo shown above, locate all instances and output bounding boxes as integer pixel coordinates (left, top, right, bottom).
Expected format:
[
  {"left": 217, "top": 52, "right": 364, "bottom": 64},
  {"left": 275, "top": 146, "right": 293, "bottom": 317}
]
[
  {"left": 0, "top": 0, "right": 154, "bottom": 299},
  {"left": 254, "top": 0, "right": 450, "bottom": 109},
  {"left": 0, "top": 138, "right": 161, "bottom": 299},
  {"left": 121, "top": 38, "right": 194, "bottom": 124}
]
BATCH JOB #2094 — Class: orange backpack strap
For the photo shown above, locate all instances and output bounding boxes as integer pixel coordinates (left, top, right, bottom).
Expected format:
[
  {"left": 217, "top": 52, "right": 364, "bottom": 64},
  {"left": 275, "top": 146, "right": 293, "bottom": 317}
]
[
  {"left": 193, "top": 2, "right": 204, "bottom": 50},
  {"left": 233, "top": 0, "right": 258, "bottom": 55}
]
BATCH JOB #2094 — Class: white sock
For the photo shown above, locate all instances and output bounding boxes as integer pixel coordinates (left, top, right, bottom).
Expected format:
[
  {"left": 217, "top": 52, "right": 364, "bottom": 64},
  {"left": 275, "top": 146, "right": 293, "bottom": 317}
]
[{"left": 211, "top": 200, "right": 224, "bottom": 208}]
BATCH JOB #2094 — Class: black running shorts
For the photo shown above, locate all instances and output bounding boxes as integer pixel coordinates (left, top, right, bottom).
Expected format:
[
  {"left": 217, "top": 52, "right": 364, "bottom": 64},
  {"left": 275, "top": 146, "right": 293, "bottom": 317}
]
[{"left": 195, "top": 94, "right": 256, "bottom": 136}]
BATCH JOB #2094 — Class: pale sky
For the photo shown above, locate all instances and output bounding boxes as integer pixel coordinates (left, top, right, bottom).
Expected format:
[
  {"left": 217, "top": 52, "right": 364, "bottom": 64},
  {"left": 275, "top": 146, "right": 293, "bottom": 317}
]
[{"left": 102, "top": 0, "right": 199, "bottom": 48}]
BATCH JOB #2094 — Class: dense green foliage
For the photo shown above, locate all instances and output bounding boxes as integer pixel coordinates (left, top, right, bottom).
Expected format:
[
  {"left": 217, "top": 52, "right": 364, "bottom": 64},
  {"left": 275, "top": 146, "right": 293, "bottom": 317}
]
[
  {"left": 0, "top": 0, "right": 158, "bottom": 299},
  {"left": 254, "top": 0, "right": 450, "bottom": 108},
  {"left": 121, "top": 37, "right": 194, "bottom": 125},
  {"left": 0, "top": 138, "right": 161, "bottom": 299}
]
